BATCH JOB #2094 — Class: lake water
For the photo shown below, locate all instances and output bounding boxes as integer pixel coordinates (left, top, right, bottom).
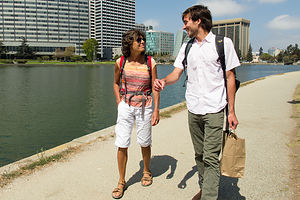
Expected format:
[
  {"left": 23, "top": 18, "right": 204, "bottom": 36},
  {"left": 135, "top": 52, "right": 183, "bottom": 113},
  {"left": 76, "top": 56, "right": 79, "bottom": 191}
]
[{"left": 0, "top": 64, "right": 300, "bottom": 167}]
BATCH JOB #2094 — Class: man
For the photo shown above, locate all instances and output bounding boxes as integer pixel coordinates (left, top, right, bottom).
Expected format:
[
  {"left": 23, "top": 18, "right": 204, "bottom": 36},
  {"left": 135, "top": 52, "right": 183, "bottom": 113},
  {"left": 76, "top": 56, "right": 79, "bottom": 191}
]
[{"left": 153, "top": 5, "right": 239, "bottom": 200}]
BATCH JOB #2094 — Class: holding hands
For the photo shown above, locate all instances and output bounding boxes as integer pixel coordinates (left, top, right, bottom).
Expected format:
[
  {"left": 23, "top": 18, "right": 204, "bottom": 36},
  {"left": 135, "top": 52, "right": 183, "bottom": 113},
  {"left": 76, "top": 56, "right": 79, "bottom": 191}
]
[{"left": 153, "top": 79, "right": 166, "bottom": 92}]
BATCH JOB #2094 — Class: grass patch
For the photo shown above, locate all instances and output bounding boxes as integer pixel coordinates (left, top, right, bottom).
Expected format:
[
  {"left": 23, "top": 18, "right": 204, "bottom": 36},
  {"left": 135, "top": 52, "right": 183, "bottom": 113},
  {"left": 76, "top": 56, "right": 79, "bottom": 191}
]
[
  {"left": 0, "top": 147, "right": 78, "bottom": 188},
  {"left": 289, "top": 84, "right": 300, "bottom": 199},
  {"left": 0, "top": 60, "right": 115, "bottom": 65},
  {"left": 26, "top": 60, "right": 115, "bottom": 65},
  {"left": 291, "top": 115, "right": 300, "bottom": 119},
  {"left": 240, "top": 77, "right": 266, "bottom": 88},
  {"left": 159, "top": 103, "right": 187, "bottom": 119}
]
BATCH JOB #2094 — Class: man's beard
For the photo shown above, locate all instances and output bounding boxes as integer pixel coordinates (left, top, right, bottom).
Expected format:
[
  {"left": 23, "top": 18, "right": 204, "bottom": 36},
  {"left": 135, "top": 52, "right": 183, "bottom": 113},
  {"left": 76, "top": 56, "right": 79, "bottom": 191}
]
[{"left": 187, "top": 29, "right": 197, "bottom": 38}]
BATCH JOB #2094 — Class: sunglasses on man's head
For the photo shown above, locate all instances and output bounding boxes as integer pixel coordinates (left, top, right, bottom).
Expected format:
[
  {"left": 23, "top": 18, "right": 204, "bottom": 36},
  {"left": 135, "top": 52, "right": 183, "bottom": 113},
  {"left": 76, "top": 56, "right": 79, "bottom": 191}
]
[{"left": 136, "top": 37, "right": 146, "bottom": 43}]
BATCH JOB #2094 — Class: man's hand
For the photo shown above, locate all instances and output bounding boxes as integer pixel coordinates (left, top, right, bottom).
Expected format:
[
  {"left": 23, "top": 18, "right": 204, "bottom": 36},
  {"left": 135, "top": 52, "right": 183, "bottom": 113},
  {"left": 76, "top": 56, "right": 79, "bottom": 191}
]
[
  {"left": 153, "top": 79, "right": 166, "bottom": 92},
  {"left": 227, "top": 112, "right": 238, "bottom": 130}
]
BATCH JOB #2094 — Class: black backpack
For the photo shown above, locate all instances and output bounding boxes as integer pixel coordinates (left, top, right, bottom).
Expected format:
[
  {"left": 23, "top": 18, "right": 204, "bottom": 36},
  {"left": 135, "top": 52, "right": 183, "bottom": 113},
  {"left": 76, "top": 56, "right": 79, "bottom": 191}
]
[
  {"left": 182, "top": 35, "right": 240, "bottom": 91},
  {"left": 182, "top": 35, "right": 240, "bottom": 130}
]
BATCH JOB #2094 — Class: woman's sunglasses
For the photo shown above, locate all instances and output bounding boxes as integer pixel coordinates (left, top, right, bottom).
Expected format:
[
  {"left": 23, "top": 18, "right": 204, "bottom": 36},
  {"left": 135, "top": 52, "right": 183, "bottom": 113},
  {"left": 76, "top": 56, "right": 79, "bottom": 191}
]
[{"left": 136, "top": 37, "right": 146, "bottom": 43}]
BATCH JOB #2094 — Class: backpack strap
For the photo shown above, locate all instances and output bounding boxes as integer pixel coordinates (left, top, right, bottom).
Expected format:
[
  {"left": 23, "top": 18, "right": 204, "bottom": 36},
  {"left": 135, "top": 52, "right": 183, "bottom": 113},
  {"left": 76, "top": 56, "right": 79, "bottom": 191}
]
[
  {"left": 216, "top": 35, "right": 241, "bottom": 131},
  {"left": 182, "top": 38, "right": 195, "bottom": 71},
  {"left": 119, "top": 55, "right": 152, "bottom": 106},
  {"left": 215, "top": 35, "right": 230, "bottom": 131},
  {"left": 146, "top": 55, "right": 152, "bottom": 91},
  {"left": 215, "top": 35, "right": 226, "bottom": 71},
  {"left": 119, "top": 56, "right": 127, "bottom": 102},
  {"left": 215, "top": 35, "right": 226, "bottom": 91},
  {"left": 119, "top": 55, "right": 126, "bottom": 78},
  {"left": 182, "top": 38, "right": 195, "bottom": 87}
]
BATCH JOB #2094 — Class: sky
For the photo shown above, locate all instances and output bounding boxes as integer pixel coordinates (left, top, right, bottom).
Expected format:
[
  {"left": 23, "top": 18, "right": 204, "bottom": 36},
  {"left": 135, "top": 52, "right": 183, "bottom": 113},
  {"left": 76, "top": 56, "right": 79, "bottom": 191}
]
[{"left": 136, "top": 0, "right": 300, "bottom": 52}]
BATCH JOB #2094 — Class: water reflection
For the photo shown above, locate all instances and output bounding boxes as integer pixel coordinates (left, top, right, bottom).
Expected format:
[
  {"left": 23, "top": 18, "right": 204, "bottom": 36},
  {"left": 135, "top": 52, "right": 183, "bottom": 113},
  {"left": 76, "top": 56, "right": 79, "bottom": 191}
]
[{"left": 0, "top": 64, "right": 299, "bottom": 167}]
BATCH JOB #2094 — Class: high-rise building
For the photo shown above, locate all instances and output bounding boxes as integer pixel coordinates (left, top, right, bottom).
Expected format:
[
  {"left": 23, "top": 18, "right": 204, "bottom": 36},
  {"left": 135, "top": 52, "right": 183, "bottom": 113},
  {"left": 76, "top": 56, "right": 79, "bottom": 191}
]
[
  {"left": 90, "top": 0, "right": 135, "bottom": 59},
  {"left": 146, "top": 30, "right": 174, "bottom": 55},
  {"left": 134, "top": 24, "right": 153, "bottom": 33},
  {"left": 173, "top": 30, "right": 189, "bottom": 57},
  {"left": 268, "top": 47, "right": 282, "bottom": 57},
  {"left": 135, "top": 23, "right": 146, "bottom": 32},
  {"left": 0, "top": 0, "right": 89, "bottom": 56},
  {"left": 212, "top": 18, "right": 250, "bottom": 58},
  {"left": 89, "top": 0, "right": 96, "bottom": 39}
]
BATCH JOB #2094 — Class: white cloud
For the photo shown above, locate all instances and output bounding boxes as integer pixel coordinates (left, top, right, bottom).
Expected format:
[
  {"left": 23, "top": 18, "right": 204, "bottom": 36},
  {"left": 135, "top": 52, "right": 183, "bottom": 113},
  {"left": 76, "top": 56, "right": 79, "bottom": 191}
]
[
  {"left": 258, "top": 0, "right": 286, "bottom": 3},
  {"left": 263, "top": 33, "right": 300, "bottom": 49},
  {"left": 268, "top": 15, "right": 300, "bottom": 30},
  {"left": 143, "top": 19, "right": 160, "bottom": 30},
  {"left": 197, "top": 0, "right": 246, "bottom": 17}
]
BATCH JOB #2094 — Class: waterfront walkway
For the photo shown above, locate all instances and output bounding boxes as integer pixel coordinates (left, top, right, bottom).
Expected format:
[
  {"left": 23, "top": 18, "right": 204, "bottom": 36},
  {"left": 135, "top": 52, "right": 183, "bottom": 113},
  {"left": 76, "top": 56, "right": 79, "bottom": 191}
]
[{"left": 0, "top": 71, "right": 300, "bottom": 200}]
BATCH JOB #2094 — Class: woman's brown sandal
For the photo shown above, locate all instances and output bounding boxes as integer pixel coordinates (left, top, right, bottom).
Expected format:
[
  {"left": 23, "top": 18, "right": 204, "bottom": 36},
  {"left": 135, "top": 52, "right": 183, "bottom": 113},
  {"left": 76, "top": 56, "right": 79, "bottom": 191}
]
[
  {"left": 141, "top": 171, "right": 153, "bottom": 187},
  {"left": 112, "top": 181, "right": 126, "bottom": 199}
]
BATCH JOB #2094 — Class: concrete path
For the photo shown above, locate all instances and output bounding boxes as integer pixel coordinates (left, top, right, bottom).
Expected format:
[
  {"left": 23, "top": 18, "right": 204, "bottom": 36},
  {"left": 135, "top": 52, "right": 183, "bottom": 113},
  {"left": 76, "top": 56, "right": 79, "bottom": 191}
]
[{"left": 0, "top": 71, "right": 299, "bottom": 200}]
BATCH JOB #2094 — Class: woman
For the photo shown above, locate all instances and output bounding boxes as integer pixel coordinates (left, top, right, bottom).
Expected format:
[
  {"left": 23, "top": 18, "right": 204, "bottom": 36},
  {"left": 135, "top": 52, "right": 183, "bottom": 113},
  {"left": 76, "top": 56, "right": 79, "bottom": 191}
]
[{"left": 112, "top": 29, "right": 160, "bottom": 199}]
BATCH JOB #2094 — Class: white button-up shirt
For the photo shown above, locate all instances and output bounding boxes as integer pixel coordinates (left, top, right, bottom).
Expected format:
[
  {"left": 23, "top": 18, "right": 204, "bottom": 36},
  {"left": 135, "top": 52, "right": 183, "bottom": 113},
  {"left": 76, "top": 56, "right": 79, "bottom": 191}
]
[{"left": 174, "top": 32, "right": 240, "bottom": 115}]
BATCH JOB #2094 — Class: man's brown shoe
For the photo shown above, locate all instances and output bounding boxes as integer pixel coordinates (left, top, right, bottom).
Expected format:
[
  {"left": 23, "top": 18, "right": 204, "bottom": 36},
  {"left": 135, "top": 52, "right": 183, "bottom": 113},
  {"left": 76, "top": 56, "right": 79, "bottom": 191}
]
[{"left": 192, "top": 190, "right": 202, "bottom": 200}]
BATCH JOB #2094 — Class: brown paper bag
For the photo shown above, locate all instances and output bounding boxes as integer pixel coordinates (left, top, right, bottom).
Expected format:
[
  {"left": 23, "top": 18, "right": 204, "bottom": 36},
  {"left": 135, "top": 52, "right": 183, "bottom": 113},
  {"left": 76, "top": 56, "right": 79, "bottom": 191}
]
[{"left": 220, "top": 131, "right": 245, "bottom": 178}]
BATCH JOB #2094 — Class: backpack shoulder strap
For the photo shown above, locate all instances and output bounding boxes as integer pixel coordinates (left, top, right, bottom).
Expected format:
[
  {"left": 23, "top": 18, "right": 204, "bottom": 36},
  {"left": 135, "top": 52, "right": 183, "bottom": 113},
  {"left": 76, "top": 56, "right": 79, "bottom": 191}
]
[
  {"left": 216, "top": 35, "right": 231, "bottom": 130},
  {"left": 181, "top": 38, "right": 195, "bottom": 87},
  {"left": 119, "top": 55, "right": 126, "bottom": 76},
  {"left": 182, "top": 37, "right": 195, "bottom": 71},
  {"left": 119, "top": 56, "right": 127, "bottom": 100},
  {"left": 146, "top": 55, "right": 152, "bottom": 90},
  {"left": 146, "top": 55, "right": 152, "bottom": 72},
  {"left": 215, "top": 35, "right": 225, "bottom": 72}
]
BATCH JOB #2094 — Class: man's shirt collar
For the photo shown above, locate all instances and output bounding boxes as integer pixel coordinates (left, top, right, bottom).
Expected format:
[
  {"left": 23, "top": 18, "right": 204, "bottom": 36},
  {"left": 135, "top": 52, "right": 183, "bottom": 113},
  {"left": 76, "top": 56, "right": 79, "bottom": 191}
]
[{"left": 194, "top": 31, "right": 214, "bottom": 44}]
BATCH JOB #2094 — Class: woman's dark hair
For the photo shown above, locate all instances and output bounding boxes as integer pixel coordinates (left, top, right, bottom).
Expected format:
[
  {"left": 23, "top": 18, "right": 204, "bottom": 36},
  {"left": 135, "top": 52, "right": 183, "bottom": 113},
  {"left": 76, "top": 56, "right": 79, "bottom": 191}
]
[
  {"left": 122, "top": 29, "right": 146, "bottom": 57},
  {"left": 182, "top": 5, "right": 212, "bottom": 32}
]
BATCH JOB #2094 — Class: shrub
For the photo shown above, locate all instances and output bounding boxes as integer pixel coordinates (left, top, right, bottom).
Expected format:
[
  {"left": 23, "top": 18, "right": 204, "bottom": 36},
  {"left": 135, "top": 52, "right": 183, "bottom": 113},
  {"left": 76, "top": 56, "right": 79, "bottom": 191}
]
[
  {"left": 42, "top": 56, "right": 50, "bottom": 61},
  {"left": 70, "top": 55, "right": 83, "bottom": 62},
  {"left": 0, "top": 59, "right": 14, "bottom": 64}
]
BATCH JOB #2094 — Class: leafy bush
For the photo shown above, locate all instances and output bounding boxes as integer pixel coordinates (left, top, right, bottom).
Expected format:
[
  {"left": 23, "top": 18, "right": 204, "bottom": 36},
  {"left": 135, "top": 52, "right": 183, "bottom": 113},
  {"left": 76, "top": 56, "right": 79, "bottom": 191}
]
[
  {"left": 13, "top": 59, "right": 27, "bottom": 64},
  {"left": 70, "top": 55, "right": 83, "bottom": 62},
  {"left": 37, "top": 57, "right": 43, "bottom": 62},
  {"left": 0, "top": 59, "right": 14, "bottom": 64},
  {"left": 42, "top": 56, "right": 50, "bottom": 61}
]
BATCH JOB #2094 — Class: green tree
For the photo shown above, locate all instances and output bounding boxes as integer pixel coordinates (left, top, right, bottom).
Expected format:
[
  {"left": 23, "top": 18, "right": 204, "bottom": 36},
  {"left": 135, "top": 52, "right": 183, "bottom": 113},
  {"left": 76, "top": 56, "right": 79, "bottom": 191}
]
[
  {"left": 53, "top": 48, "right": 65, "bottom": 60},
  {"left": 237, "top": 49, "right": 242, "bottom": 60},
  {"left": 283, "top": 55, "right": 291, "bottom": 64},
  {"left": 15, "top": 37, "right": 34, "bottom": 59},
  {"left": 83, "top": 38, "right": 98, "bottom": 62},
  {"left": 282, "top": 44, "right": 300, "bottom": 64},
  {"left": 246, "top": 44, "right": 253, "bottom": 62},
  {"left": 113, "top": 54, "right": 121, "bottom": 61},
  {"left": 259, "top": 53, "right": 273, "bottom": 61},
  {"left": 291, "top": 54, "right": 298, "bottom": 62},
  {"left": 286, "top": 44, "right": 294, "bottom": 56},
  {"left": 259, "top": 47, "right": 263, "bottom": 56},
  {"left": 64, "top": 46, "right": 75, "bottom": 61},
  {"left": 0, "top": 40, "right": 7, "bottom": 59},
  {"left": 276, "top": 52, "right": 283, "bottom": 63}
]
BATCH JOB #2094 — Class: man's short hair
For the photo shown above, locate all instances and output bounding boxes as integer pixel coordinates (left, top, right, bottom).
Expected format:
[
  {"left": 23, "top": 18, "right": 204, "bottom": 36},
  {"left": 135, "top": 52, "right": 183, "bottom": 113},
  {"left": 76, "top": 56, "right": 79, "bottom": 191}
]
[{"left": 182, "top": 5, "right": 213, "bottom": 32}]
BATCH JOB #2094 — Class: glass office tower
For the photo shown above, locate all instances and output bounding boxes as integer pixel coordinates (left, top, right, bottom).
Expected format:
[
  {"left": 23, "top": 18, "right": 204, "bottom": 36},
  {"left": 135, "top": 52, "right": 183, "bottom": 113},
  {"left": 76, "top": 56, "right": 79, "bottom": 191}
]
[
  {"left": 146, "top": 30, "right": 174, "bottom": 55},
  {"left": 173, "top": 30, "right": 189, "bottom": 57},
  {"left": 0, "top": 0, "right": 89, "bottom": 56},
  {"left": 212, "top": 18, "right": 250, "bottom": 58}
]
